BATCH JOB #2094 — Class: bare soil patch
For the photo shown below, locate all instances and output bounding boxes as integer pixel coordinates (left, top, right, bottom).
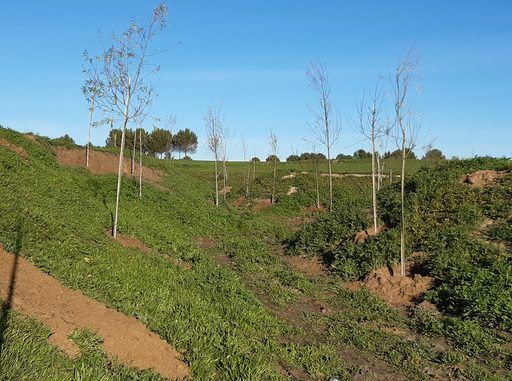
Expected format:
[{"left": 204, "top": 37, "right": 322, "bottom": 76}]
[
  {"left": 218, "top": 186, "right": 232, "bottom": 195},
  {"left": 54, "top": 147, "right": 165, "bottom": 185},
  {"left": 232, "top": 196, "right": 246, "bottom": 207},
  {"left": 0, "top": 246, "right": 189, "bottom": 379},
  {"left": 283, "top": 255, "right": 326, "bottom": 278},
  {"left": 281, "top": 173, "right": 297, "bottom": 180},
  {"left": 303, "top": 204, "right": 326, "bottom": 213},
  {"left": 353, "top": 226, "right": 385, "bottom": 244},
  {"left": 107, "top": 230, "right": 151, "bottom": 253},
  {"left": 24, "top": 134, "right": 40, "bottom": 143},
  {"left": 286, "top": 186, "right": 298, "bottom": 195},
  {"left": 254, "top": 198, "right": 272, "bottom": 211},
  {"left": 352, "top": 263, "right": 433, "bottom": 308},
  {"left": 460, "top": 169, "right": 510, "bottom": 188},
  {"left": 0, "top": 138, "right": 28, "bottom": 159}
]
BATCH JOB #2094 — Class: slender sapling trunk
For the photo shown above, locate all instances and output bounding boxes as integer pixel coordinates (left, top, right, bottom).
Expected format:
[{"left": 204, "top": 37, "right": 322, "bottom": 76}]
[{"left": 139, "top": 128, "right": 143, "bottom": 198}]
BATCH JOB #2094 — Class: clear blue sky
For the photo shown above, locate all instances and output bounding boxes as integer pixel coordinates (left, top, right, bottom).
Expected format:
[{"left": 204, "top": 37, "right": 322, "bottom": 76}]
[{"left": 0, "top": 1, "right": 510, "bottom": 160}]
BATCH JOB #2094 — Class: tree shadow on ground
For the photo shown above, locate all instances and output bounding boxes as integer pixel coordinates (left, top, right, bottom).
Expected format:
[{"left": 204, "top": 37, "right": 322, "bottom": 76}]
[{"left": 0, "top": 219, "right": 23, "bottom": 353}]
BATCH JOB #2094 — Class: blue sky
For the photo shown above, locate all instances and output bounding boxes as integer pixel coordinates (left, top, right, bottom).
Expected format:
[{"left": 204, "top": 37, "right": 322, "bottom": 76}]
[{"left": 0, "top": 0, "right": 510, "bottom": 159}]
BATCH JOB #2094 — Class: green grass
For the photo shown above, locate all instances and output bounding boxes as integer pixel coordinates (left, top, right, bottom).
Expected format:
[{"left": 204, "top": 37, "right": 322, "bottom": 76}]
[{"left": 1, "top": 127, "right": 511, "bottom": 380}]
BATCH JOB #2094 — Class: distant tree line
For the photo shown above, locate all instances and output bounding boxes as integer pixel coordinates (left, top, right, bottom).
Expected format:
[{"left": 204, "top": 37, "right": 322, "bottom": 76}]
[
  {"left": 284, "top": 148, "right": 446, "bottom": 162},
  {"left": 106, "top": 127, "right": 198, "bottom": 159}
]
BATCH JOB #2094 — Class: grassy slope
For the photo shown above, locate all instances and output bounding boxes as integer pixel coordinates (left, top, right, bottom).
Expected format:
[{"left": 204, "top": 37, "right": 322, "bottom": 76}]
[
  {"left": 1, "top": 127, "right": 510, "bottom": 380},
  {"left": 0, "top": 129, "right": 355, "bottom": 380}
]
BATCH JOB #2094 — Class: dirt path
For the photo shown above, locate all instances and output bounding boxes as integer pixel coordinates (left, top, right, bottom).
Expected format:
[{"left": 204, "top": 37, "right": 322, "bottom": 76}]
[{"left": 0, "top": 247, "right": 189, "bottom": 380}]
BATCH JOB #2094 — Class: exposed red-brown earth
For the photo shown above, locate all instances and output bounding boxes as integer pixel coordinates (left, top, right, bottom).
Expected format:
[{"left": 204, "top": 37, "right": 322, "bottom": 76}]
[
  {"left": 253, "top": 198, "right": 273, "bottom": 211},
  {"left": 0, "top": 245, "right": 189, "bottom": 379},
  {"left": 348, "top": 262, "right": 433, "bottom": 308},
  {"left": 107, "top": 230, "right": 152, "bottom": 253},
  {"left": 54, "top": 147, "right": 165, "bottom": 185},
  {"left": 460, "top": 169, "right": 510, "bottom": 188},
  {"left": 0, "top": 138, "right": 28, "bottom": 159}
]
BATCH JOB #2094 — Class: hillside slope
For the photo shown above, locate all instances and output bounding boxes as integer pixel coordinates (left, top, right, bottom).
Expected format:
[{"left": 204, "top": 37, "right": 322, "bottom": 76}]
[{"left": 1, "top": 127, "right": 512, "bottom": 380}]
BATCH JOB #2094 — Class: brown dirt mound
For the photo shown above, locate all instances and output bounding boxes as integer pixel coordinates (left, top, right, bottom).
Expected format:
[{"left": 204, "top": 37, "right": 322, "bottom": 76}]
[
  {"left": 107, "top": 231, "right": 151, "bottom": 253},
  {"left": 0, "top": 138, "right": 28, "bottom": 159},
  {"left": 232, "top": 196, "right": 246, "bottom": 207},
  {"left": 218, "top": 186, "right": 232, "bottom": 195},
  {"left": 303, "top": 204, "right": 326, "bottom": 213},
  {"left": 283, "top": 255, "right": 326, "bottom": 278},
  {"left": 24, "top": 134, "right": 39, "bottom": 143},
  {"left": 54, "top": 147, "right": 165, "bottom": 185},
  {"left": 254, "top": 198, "right": 272, "bottom": 211},
  {"left": 353, "top": 226, "right": 385, "bottom": 244},
  {"left": 0, "top": 246, "right": 189, "bottom": 379},
  {"left": 281, "top": 173, "right": 296, "bottom": 180},
  {"left": 460, "top": 169, "right": 510, "bottom": 188},
  {"left": 361, "top": 263, "right": 432, "bottom": 307},
  {"left": 286, "top": 186, "right": 298, "bottom": 195}
]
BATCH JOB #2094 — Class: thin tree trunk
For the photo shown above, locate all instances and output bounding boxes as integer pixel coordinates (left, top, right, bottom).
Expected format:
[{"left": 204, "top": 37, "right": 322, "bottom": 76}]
[
  {"left": 376, "top": 152, "right": 382, "bottom": 191},
  {"left": 223, "top": 160, "right": 227, "bottom": 201},
  {"left": 86, "top": 96, "right": 95, "bottom": 167},
  {"left": 245, "top": 160, "right": 250, "bottom": 197},
  {"left": 139, "top": 129, "right": 143, "bottom": 198},
  {"left": 272, "top": 158, "right": 277, "bottom": 204},
  {"left": 131, "top": 130, "right": 136, "bottom": 175},
  {"left": 327, "top": 147, "right": 333, "bottom": 212},
  {"left": 400, "top": 132, "right": 406, "bottom": 277},
  {"left": 214, "top": 155, "right": 219, "bottom": 207},
  {"left": 113, "top": 121, "right": 127, "bottom": 239},
  {"left": 371, "top": 131, "right": 378, "bottom": 234}
]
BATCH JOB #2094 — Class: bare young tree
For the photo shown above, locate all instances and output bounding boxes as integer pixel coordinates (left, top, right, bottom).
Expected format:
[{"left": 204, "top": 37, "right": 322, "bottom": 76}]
[
  {"left": 391, "top": 45, "right": 421, "bottom": 277},
  {"left": 87, "top": 3, "right": 167, "bottom": 238},
  {"left": 269, "top": 130, "right": 278, "bottom": 204},
  {"left": 221, "top": 127, "right": 230, "bottom": 201},
  {"left": 306, "top": 62, "right": 340, "bottom": 212},
  {"left": 354, "top": 84, "right": 388, "bottom": 234},
  {"left": 139, "top": 125, "right": 143, "bottom": 198},
  {"left": 82, "top": 51, "right": 102, "bottom": 167},
  {"left": 131, "top": 128, "right": 137, "bottom": 175},
  {"left": 205, "top": 103, "right": 223, "bottom": 207}
]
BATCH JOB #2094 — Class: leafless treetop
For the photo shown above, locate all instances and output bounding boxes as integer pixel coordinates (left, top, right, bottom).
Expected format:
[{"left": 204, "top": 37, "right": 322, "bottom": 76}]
[
  {"left": 86, "top": 3, "right": 168, "bottom": 124},
  {"left": 306, "top": 61, "right": 341, "bottom": 151}
]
